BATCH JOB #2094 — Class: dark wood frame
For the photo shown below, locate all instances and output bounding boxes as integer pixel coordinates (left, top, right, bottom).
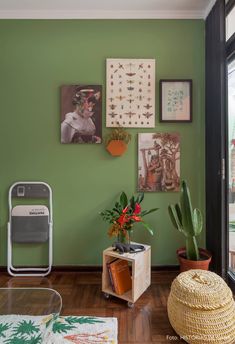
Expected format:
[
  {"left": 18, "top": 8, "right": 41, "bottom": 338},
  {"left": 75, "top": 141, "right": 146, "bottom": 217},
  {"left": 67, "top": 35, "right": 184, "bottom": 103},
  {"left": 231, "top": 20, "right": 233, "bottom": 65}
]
[
  {"left": 228, "top": 56, "right": 235, "bottom": 287},
  {"left": 226, "top": 0, "right": 235, "bottom": 59},
  {"left": 226, "top": 0, "right": 235, "bottom": 15},
  {"left": 205, "top": 0, "right": 226, "bottom": 276},
  {"left": 206, "top": 0, "right": 235, "bottom": 290},
  {"left": 226, "top": 0, "right": 235, "bottom": 289},
  {"left": 159, "top": 79, "right": 192, "bottom": 123}
]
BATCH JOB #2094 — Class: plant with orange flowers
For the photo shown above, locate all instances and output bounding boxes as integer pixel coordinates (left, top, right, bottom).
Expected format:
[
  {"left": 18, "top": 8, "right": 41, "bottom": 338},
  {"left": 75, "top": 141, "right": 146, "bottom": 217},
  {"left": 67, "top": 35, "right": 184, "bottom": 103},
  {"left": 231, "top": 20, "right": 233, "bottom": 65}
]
[{"left": 100, "top": 192, "right": 158, "bottom": 242}]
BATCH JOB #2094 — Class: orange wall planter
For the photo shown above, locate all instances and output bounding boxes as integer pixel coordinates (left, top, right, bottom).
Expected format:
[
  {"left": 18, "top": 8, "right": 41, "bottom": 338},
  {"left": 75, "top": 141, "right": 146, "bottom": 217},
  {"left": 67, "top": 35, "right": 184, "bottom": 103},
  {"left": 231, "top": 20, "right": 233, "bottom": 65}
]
[{"left": 106, "top": 140, "right": 127, "bottom": 156}]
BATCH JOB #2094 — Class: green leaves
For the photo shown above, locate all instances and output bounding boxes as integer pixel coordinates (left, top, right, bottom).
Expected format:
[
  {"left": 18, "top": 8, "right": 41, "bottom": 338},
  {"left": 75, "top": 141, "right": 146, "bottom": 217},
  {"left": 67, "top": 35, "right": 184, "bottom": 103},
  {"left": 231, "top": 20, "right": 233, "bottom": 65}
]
[
  {"left": 0, "top": 323, "right": 11, "bottom": 338},
  {"left": 27, "top": 334, "right": 42, "bottom": 344},
  {"left": 129, "top": 195, "right": 135, "bottom": 210},
  {"left": 0, "top": 320, "right": 43, "bottom": 344},
  {"left": 136, "top": 192, "right": 144, "bottom": 204},
  {"left": 1, "top": 314, "right": 113, "bottom": 344},
  {"left": 4, "top": 334, "right": 42, "bottom": 344},
  {"left": 175, "top": 203, "right": 182, "bottom": 226},
  {"left": 52, "top": 322, "right": 75, "bottom": 334},
  {"left": 141, "top": 221, "right": 154, "bottom": 235},
  {"left": 168, "top": 205, "right": 183, "bottom": 232},
  {"left": 105, "top": 127, "right": 131, "bottom": 145},
  {"left": 65, "top": 316, "right": 104, "bottom": 325},
  {"left": 141, "top": 208, "right": 158, "bottom": 217},
  {"left": 180, "top": 181, "right": 194, "bottom": 236},
  {"left": 51, "top": 316, "right": 104, "bottom": 335},
  {"left": 12, "top": 320, "right": 39, "bottom": 337},
  {"left": 193, "top": 208, "right": 203, "bottom": 236},
  {"left": 99, "top": 209, "right": 117, "bottom": 224},
  {"left": 120, "top": 192, "right": 128, "bottom": 208},
  {"left": 168, "top": 180, "right": 203, "bottom": 261},
  {"left": 186, "top": 236, "right": 199, "bottom": 260},
  {"left": 4, "top": 335, "right": 29, "bottom": 344},
  {"left": 100, "top": 191, "right": 158, "bottom": 237}
]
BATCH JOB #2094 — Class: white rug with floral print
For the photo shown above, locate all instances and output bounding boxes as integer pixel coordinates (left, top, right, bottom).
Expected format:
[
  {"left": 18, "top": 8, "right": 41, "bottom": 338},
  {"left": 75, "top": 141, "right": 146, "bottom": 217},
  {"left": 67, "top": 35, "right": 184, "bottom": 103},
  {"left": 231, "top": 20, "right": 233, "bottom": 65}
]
[{"left": 0, "top": 314, "right": 118, "bottom": 344}]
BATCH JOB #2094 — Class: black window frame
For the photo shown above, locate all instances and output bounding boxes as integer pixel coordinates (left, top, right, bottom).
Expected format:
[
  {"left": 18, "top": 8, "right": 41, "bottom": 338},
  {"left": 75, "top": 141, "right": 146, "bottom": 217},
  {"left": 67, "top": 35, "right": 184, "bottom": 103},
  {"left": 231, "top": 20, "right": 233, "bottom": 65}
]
[{"left": 226, "top": 0, "right": 235, "bottom": 291}]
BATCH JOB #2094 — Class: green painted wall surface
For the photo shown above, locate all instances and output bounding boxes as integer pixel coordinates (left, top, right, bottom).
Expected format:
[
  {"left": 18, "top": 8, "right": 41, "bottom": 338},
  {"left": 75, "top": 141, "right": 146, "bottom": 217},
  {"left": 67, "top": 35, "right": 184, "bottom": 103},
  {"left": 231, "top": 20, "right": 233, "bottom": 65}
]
[{"left": 0, "top": 19, "right": 205, "bottom": 266}]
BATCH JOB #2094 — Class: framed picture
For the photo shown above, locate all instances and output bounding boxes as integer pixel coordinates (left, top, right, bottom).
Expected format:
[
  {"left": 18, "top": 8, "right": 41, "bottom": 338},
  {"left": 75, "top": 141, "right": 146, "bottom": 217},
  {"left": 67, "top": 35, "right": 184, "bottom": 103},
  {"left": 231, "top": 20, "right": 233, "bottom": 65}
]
[
  {"left": 159, "top": 79, "right": 192, "bottom": 122},
  {"left": 60, "top": 85, "right": 102, "bottom": 144},
  {"left": 138, "top": 132, "right": 180, "bottom": 192},
  {"left": 106, "top": 58, "right": 155, "bottom": 128}
]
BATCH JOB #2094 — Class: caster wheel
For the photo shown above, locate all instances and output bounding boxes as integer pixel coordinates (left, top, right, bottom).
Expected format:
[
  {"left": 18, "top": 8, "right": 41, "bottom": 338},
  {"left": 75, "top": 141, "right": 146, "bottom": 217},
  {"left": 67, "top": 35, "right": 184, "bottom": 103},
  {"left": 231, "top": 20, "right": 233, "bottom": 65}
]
[
  {"left": 127, "top": 301, "right": 134, "bottom": 308},
  {"left": 103, "top": 293, "right": 110, "bottom": 299}
]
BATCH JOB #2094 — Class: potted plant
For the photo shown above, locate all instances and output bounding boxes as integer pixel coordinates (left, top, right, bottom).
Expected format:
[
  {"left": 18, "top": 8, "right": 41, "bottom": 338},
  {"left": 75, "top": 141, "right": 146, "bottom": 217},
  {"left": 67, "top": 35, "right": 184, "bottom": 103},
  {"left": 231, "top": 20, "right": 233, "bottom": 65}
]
[
  {"left": 105, "top": 127, "right": 131, "bottom": 156},
  {"left": 168, "top": 180, "right": 211, "bottom": 272},
  {"left": 100, "top": 191, "right": 158, "bottom": 243}
]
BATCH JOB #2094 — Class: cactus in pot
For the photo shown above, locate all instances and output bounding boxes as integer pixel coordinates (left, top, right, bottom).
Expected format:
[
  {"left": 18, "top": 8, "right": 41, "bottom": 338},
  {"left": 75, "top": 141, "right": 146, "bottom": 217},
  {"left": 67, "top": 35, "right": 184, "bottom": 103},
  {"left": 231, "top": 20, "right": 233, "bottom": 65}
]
[{"left": 168, "top": 180, "right": 203, "bottom": 261}]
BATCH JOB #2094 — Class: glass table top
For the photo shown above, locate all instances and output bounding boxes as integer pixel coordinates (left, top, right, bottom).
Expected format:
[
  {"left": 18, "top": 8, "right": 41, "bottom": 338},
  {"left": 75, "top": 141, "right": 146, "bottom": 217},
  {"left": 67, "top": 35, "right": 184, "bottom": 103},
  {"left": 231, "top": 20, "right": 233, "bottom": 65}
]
[
  {"left": 0, "top": 288, "right": 62, "bottom": 343},
  {"left": 0, "top": 288, "right": 62, "bottom": 316}
]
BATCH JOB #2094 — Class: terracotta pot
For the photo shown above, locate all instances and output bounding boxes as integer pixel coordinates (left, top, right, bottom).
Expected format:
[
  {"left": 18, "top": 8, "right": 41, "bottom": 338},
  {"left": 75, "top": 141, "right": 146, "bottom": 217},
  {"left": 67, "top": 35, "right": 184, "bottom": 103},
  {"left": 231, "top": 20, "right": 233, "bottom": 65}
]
[
  {"left": 177, "top": 247, "right": 212, "bottom": 272},
  {"left": 106, "top": 140, "right": 127, "bottom": 156}
]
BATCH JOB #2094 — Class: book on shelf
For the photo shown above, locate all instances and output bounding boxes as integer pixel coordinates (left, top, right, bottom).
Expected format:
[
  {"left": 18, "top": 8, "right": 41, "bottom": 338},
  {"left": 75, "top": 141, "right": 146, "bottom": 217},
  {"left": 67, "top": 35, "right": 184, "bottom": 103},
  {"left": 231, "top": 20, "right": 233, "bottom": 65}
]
[
  {"left": 107, "top": 259, "right": 118, "bottom": 292},
  {"left": 108, "top": 259, "right": 132, "bottom": 295}
]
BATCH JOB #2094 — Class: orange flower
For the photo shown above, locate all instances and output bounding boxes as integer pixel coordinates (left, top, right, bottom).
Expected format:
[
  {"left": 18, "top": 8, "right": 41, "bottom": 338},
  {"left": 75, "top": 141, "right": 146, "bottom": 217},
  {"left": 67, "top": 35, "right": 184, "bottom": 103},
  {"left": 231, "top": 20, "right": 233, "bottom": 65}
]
[
  {"left": 122, "top": 206, "right": 129, "bottom": 213},
  {"left": 131, "top": 215, "right": 142, "bottom": 222},
  {"left": 117, "top": 214, "right": 130, "bottom": 226}
]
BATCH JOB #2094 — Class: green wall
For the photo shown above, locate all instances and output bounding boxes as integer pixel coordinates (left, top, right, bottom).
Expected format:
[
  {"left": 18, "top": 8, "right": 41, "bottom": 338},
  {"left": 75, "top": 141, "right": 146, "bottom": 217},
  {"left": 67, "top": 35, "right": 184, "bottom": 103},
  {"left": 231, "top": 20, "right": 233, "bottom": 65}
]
[{"left": 0, "top": 19, "right": 205, "bottom": 266}]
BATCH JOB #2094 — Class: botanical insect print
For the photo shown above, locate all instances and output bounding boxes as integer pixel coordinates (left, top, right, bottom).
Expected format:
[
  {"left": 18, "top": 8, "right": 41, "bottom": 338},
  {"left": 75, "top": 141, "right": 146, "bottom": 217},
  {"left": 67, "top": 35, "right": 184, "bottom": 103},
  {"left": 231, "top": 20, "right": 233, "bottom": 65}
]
[{"left": 106, "top": 59, "right": 155, "bottom": 128}]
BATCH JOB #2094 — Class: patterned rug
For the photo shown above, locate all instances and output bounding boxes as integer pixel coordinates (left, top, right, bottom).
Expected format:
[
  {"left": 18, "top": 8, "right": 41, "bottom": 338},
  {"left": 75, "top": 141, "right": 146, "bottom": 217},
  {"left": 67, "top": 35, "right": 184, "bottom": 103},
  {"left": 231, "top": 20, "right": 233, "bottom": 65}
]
[{"left": 0, "top": 314, "right": 118, "bottom": 343}]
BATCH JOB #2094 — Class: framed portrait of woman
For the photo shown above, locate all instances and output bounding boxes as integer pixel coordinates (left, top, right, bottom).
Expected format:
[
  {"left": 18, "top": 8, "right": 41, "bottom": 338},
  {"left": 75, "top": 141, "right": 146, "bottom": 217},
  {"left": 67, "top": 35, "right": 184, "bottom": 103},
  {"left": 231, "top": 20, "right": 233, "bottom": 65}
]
[{"left": 60, "top": 85, "right": 102, "bottom": 144}]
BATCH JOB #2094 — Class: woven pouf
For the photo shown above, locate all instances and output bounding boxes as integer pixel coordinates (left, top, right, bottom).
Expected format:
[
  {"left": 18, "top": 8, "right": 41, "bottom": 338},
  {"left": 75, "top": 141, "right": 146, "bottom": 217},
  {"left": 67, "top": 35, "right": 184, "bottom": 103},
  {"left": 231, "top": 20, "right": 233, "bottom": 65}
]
[{"left": 167, "top": 269, "right": 235, "bottom": 344}]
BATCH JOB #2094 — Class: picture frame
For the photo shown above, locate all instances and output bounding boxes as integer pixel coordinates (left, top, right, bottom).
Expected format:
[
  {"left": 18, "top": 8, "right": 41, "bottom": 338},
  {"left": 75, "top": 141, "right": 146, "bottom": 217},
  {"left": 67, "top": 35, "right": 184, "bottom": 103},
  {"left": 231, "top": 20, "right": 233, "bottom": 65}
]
[
  {"left": 138, "top": 132, "right": 180, "bottom": 192},
  {"left": 106, "top": 58, "right": 156, "bottom": 128},
  {"left": 60, "top": 84, "right": 102, "bottom": 144},
  {"left": 159, "top": 79, "right": 192, "bottom": 123}
]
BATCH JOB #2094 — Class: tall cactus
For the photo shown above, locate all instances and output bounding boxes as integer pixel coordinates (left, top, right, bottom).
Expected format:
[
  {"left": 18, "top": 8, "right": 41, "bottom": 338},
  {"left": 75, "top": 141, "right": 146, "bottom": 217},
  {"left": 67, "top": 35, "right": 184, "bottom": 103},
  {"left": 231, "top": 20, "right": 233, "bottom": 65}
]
[{"left": 168, "top": 180, "right": 203, "bottom": 261}]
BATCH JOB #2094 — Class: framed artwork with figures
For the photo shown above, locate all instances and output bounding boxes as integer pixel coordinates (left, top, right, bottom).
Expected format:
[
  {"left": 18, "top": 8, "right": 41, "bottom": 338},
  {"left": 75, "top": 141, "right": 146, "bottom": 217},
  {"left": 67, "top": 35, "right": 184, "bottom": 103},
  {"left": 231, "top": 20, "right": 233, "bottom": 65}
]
[
  {"left": 159, "top": 79, "right": 192, "bottom": 122},
  {"left": 138, "top": 132, "right": 180, "bottom": 192}
]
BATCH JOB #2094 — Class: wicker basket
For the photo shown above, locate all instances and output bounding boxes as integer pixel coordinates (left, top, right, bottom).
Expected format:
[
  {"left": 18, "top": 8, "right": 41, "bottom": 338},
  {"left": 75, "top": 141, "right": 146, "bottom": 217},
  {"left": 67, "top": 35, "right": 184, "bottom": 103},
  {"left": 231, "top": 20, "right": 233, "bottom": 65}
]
[{"left": 167, "top": 269, "right": 235, "bottom": 344}]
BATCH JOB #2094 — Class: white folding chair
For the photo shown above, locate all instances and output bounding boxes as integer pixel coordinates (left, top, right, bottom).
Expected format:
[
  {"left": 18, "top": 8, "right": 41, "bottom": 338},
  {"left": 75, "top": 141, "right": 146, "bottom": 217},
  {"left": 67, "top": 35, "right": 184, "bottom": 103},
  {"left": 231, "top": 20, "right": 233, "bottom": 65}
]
[{"left": 7, "top": 182, "right": 53, "bottom": 277}]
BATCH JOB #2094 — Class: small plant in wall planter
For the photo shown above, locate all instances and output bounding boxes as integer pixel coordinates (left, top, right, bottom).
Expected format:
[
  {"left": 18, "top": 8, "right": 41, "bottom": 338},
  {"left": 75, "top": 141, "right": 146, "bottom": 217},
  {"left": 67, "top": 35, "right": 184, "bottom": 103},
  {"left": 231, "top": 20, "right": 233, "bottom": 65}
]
[{"left": 105, "top": 127, "right": 131, "bottom": 156}]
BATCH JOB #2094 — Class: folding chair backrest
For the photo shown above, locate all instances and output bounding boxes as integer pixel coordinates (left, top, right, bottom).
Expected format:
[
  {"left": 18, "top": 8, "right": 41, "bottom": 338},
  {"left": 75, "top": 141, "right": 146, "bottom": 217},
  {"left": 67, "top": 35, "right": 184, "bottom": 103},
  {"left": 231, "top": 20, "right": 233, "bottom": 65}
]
[
  {"left": 11, "top": 183, "right": 50, "bottom": 199},
  {"left": 11, "top": 205, "right": 49, "bottom": 243}
]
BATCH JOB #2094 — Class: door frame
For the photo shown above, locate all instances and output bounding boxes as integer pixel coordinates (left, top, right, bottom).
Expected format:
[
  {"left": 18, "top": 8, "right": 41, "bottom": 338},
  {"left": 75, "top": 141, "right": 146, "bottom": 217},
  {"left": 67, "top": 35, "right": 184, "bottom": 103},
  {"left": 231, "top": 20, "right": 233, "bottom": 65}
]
[
  {"left": 205, "top": 0, "right": 227, "bottom": 277},
  {"left": 227, "top": 55, "right": 235, "bottom": 292},
  {"left": 226, "top": 0, "right": 235, "bottom": 291}
]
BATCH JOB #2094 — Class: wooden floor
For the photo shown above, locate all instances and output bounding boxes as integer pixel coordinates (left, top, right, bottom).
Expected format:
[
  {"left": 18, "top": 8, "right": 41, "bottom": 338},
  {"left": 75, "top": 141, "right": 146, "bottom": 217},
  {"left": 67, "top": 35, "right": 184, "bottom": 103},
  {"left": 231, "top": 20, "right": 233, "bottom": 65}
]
[{"left": 0, "top": 271, "right": 184, "bottom": 343}]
